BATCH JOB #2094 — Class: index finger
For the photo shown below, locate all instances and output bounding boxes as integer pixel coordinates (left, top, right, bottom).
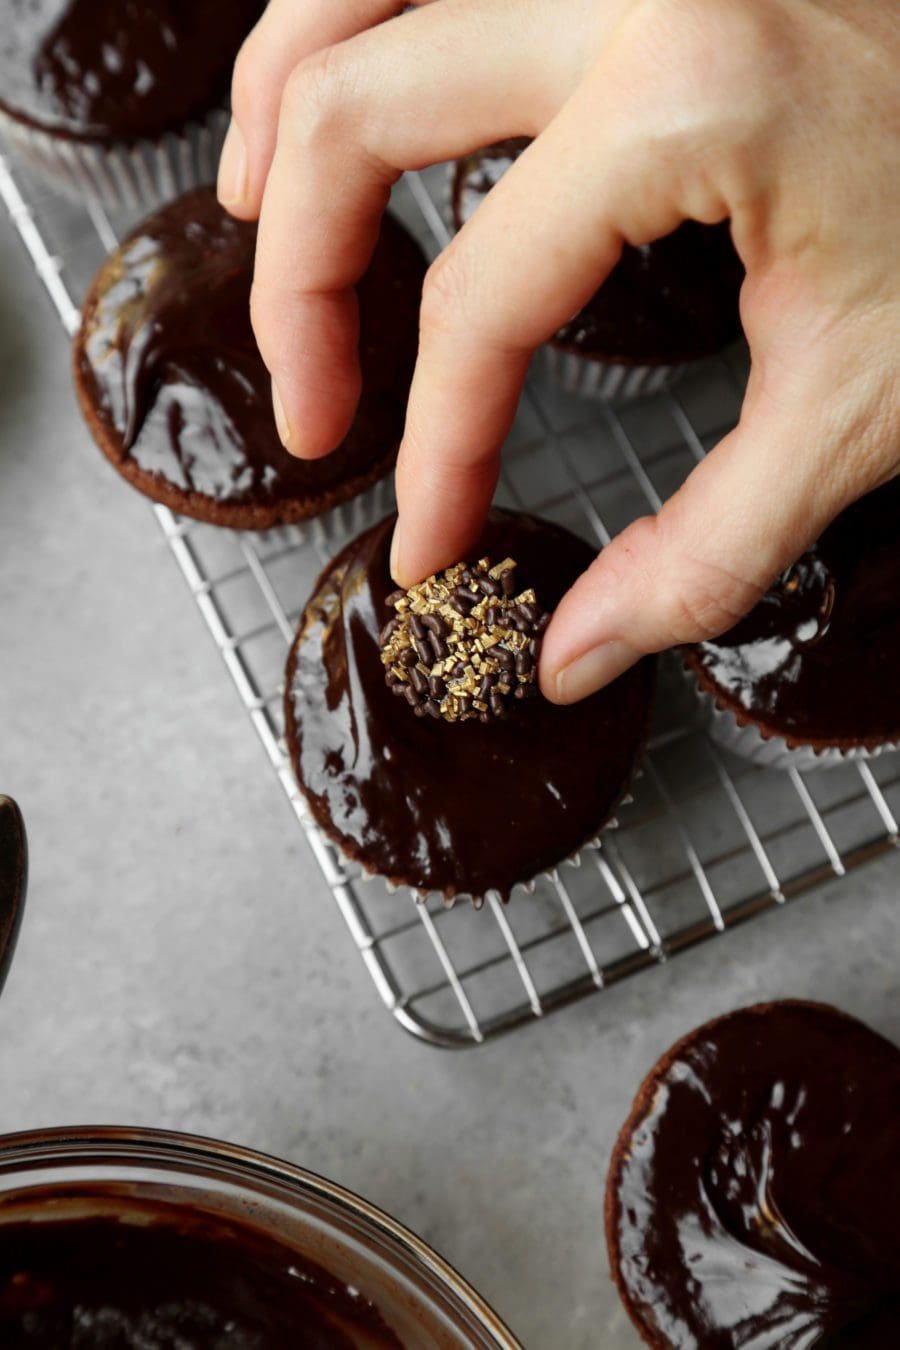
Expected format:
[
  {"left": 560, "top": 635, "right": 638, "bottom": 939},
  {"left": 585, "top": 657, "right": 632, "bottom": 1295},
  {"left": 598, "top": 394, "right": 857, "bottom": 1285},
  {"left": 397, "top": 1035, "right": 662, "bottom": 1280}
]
[
  {"left": 251, "top": 0, "right": 577, "bottom": 458},
  {"left": 221, "top": 0, "right": 432, "bottom": 219}
]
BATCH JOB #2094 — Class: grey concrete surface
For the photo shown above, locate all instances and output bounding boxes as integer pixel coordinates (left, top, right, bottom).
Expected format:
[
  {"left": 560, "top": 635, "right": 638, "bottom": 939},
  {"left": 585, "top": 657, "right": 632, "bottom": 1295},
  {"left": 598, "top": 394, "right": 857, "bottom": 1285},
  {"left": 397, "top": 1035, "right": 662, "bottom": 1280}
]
[{"left": 1, "top": 207, "right": 898, "bottom": 1350}]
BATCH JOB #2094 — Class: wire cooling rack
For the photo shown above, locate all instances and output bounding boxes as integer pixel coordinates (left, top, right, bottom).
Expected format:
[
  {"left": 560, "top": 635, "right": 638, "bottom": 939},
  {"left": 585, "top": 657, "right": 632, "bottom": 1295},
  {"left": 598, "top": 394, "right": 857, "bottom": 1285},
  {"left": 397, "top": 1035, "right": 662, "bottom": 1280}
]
[{"left": 3, "top": 149, "right": 898, "bottom": 1048}]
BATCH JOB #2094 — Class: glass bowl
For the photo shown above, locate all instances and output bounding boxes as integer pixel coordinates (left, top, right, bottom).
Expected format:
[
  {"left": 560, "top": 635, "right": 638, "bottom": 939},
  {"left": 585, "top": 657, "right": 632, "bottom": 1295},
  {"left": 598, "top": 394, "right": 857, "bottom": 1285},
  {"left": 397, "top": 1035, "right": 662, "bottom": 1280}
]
[{"left": 0, "top": 1125, "right": 522, "bottom": 1349}]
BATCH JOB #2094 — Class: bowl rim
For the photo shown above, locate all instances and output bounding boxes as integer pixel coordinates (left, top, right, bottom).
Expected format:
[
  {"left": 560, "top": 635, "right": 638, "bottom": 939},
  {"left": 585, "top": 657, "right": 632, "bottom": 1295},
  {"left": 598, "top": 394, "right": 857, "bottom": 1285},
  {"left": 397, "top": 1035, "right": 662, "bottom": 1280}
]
[{"left": 0, "top": 1123, "right": 524, "bottom": 1350}]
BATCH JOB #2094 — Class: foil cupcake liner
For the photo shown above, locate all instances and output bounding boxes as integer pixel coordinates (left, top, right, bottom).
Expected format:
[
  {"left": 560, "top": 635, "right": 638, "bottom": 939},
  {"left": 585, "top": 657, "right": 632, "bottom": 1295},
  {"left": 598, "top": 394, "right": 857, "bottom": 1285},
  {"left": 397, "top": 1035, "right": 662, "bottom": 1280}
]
[
  {"left": 0, "top": 106, "right": 230, "bottom": 212},
  {"left": 689, "top": 675, "right": 899, "bottom": 772}
]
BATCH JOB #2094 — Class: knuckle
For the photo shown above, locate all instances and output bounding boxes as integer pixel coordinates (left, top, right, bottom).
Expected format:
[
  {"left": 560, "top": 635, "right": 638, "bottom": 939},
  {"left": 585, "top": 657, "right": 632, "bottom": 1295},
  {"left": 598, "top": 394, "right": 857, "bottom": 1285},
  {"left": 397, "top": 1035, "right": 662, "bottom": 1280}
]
[
  {"left": 650, "top": 501, "right": 767, "bottom": 644},
  {"left": 598, "top": 515, "right": 658, "bottom": 592},
  {"left": 663, "top": 556, "right": 763, "bottom": 645},
  {"left": 419, "top": 249, "right": 473, "bottom": 335},
  {"left": 605, "top": 514, "right": 764, "bottom": 647},
  {"left": 617, "top": 0, "right": 794, "bottom": 154},
  {"left": 280, "top": 46, "right": 353, "bottom": 145}
]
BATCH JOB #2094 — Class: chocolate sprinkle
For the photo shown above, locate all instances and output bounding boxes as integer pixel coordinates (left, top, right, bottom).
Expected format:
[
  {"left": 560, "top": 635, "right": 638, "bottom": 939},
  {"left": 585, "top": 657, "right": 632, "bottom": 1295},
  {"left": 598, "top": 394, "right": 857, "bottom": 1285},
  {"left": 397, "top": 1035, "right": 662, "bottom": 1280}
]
[{"left": 379, "top": 555, "right": 551, "bottom": 722}]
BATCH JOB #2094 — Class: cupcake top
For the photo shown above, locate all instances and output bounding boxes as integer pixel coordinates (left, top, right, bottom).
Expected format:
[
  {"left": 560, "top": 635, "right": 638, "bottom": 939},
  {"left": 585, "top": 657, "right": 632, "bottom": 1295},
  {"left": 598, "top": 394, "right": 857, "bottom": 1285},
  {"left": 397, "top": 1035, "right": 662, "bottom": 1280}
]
[
  {"left": 73, "top": 188, "right": 427, "bottom": 530},
  {"left": 451, "top": 140, "right": 744, "bottom": 365},
  {"left": 284, "top": 510, "right": 655, "bottom": 902},
  {"left": 606, "top": 1000, "right": 900, "bottom": 1349},
  {"left": 0, "top": 0, "right": 263, "bottom": 142},
  {"left": 683, "top": 479, "right": 900, "bottom": 752},
  {"left": 380, "top": 555, "right": 550, "bottom": 723},
  {"left": 0, "top": 1199, "right": 401, "bottom": 1346}
]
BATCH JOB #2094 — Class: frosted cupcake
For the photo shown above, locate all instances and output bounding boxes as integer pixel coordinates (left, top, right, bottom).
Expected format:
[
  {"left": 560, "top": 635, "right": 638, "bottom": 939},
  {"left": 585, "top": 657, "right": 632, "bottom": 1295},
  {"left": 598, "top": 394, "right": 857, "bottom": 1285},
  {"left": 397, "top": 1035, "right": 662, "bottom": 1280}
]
[
  {"left": 73, "top": 188, "right": 427, "bottom": 531},
  {"left": 606, "top": 1001, "right": 900, "bottom": 1348},
  {"left": 0, "top": 0, "right": 263, "bottom": 209},
  {"left": 450, "top": 140, "right": 744, "bottom": 400},
  {"left": 284, "top": 510, "right": 656, "bottom": 905},
  {"left": 683, "top": 479, "right": 900, "bottom": 769}
]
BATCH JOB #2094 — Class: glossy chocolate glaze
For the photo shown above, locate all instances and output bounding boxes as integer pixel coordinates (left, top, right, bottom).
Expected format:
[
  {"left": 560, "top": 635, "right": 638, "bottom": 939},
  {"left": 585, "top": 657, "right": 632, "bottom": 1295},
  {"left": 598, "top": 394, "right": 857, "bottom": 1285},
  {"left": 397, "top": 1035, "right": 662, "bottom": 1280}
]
[
  {"left": 607, "top": 1002, "right": 900, "bottom": 1349},
  {"left": 0, "top": 1199, "right": 402, "bottom": 1348},
  {"left": 0, "top": 0, "right": 264, "bottom": 141},
  {"left": 452, "top": 140, "right": 744, "bottom": 364},
  {"left": 75, "top": 189, "right": 425, "bottom": 524},
  {"left": 685, "top": 479, "right": 900, "bottom": 748},
  {"left": 285, "top": 511, "right": 655, "bottom": 900}
]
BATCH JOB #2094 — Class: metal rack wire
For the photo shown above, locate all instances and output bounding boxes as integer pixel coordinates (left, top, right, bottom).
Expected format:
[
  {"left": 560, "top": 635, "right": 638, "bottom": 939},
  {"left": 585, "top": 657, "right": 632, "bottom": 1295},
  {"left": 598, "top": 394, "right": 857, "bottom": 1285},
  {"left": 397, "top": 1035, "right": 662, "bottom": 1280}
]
[{"left": 3, "top": 150, "right": 898, "bottom": 1048}]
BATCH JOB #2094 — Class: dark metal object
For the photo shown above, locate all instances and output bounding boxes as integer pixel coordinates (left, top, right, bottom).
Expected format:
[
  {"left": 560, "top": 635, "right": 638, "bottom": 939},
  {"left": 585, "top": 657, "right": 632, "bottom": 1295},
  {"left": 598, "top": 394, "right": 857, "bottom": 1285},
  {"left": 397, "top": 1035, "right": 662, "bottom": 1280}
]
[{"left": 0, "top": 796, "right": 27, "bottom": 995}]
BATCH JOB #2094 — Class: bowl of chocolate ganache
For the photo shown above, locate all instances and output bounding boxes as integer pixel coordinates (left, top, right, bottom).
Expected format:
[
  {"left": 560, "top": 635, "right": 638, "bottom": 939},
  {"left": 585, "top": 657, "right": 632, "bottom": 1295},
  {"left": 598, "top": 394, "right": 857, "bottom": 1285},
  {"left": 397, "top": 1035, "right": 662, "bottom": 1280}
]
[{"left": 0, "top": 1126, "right": 522, "bottom": 1349}]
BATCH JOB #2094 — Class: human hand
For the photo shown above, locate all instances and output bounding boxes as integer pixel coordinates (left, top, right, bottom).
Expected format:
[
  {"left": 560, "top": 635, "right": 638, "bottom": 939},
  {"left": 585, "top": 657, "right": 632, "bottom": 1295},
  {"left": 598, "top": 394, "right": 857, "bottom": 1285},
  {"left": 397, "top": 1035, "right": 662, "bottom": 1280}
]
[{"left": 219, "top": 0, "right": 899, "bottom": 703}]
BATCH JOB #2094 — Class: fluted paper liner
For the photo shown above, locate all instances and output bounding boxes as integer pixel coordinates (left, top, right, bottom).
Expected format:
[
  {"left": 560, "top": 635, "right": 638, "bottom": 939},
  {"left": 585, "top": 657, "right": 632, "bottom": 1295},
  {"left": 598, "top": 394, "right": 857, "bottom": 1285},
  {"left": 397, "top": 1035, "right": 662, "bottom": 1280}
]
[
  {"left": 686, "top": 663, "right": 900, "bottom": 772},
  {"left": 0, "top": 106, "right": 230, "bottom": 212}
]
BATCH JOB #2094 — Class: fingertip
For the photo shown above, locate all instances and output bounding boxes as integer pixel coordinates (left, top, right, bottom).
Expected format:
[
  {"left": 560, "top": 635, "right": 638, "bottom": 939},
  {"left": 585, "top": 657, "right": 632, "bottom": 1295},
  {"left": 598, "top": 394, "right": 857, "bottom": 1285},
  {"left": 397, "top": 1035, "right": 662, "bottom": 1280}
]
[
  {"left": 388, "top": 517, "right": 440, "bottom": 589},
  {"left": 540, "top": 638, "right": 642, "bottom": 705},
  {"left": 389, "top": 519, "right": 403, "bottom": 586},
  {"left": 388, "top": 497, "right": 490, "bottom": 591},
  {"left": 270, "top": 371, "right": 360, "bottom": 459},
  {"left": 217, "top": 120, "right": 255, "bottom": 217},
  {"left": 255, "top": 286, "right": 362, "bottom": 459},
  {"left": 271, "top": 379, "right": 292, "bottom": 450},
  {"left": 392, "top": 432, "right": 502, "bottom": 589}
]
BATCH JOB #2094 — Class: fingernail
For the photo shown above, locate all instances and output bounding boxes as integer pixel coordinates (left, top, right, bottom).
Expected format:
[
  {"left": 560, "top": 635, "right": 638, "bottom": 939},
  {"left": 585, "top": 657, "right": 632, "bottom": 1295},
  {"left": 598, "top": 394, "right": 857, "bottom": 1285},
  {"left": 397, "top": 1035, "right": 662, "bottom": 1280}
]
[
  {"left": 217, "top": 120, "right": 247, "bottom": 207},
  {"left": 271, "top": 380, "right": 291, "bottom": 448},
  {"left": 389, "top": 521, "right": 403, "bottom": 583},
  {"left": 554, "top": 640, "right": 641, "bottom": 703}
]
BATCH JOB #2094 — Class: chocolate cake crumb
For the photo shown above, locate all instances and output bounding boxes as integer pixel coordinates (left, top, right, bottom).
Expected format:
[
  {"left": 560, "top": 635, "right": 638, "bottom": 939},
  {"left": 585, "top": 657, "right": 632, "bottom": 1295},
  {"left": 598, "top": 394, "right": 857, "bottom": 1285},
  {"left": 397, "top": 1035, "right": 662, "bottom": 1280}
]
[{"left": 380, "top": 558, "right": 550, "bottom": 722}]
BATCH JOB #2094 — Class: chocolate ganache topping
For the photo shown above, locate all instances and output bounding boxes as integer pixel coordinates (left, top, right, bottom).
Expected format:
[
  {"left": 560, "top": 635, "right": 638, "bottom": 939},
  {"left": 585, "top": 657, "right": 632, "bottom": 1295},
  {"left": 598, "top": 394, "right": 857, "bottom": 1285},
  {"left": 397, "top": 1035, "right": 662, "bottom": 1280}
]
[
  {"left": 284, "top": 511, "right": 655, "bottom": 901},
  {"left": 606, "top": 1001, "right": 900, "bottom": 1349},
  {"left": 0, "top": 1, "right": 264, "bottom": 142},
  {"left": 0, "top": 1197, "right": 403, "bottom": 1347},
  {"left": 74, "top": 189, "right": 426, "bottom": 528},
  {"left": 451, "top": 140, "right": 744, "bottom": 364},
  {"left": 684, "top": 479, "right": 900, "bottom": 749}
]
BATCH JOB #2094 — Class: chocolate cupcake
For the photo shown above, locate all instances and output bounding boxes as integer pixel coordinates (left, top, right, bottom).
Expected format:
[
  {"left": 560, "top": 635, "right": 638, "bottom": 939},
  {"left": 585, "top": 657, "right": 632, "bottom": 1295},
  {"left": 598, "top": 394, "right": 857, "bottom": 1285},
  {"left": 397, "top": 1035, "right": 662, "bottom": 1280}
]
[
  {"left": 449, "top": 140, "right": 744, "bottom": 400},
  {"left": 683, "top": 479, "right": 900, "bottom": 769},
  {"left": 606, "top": 1000, "right": 900, "bottom": 1349},
  {"left": 0, "top": 0, "right": 263, "bottom": 209},
  {"left": 73, "top": 188, "right": 427, "bottom": 531},
  {"left": 283, "top": 510, "right": 655, "bottom": 904}
]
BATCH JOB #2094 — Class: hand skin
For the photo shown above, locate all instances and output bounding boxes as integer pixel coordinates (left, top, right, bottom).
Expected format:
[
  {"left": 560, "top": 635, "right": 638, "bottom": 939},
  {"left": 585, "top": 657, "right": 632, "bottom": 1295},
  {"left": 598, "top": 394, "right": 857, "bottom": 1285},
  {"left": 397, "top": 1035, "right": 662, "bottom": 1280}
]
[{"left": 219, "top": 0, "right": 900, "bottom": 703}]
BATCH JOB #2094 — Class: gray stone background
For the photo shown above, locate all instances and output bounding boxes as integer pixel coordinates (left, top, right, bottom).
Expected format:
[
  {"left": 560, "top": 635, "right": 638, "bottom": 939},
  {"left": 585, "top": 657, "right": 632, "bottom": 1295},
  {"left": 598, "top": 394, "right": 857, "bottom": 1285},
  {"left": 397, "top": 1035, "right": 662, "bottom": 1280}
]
[{"left": 1, "top": 208, "right": 898, "bottom": 1350}]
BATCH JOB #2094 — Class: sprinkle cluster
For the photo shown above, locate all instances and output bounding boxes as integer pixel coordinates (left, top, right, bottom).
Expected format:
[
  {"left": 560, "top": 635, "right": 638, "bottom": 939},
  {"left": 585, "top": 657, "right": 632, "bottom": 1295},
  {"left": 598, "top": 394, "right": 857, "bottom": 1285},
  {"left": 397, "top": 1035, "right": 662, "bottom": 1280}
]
[{"left": 380, "top": 557, "right": 550, "bottom": 723}]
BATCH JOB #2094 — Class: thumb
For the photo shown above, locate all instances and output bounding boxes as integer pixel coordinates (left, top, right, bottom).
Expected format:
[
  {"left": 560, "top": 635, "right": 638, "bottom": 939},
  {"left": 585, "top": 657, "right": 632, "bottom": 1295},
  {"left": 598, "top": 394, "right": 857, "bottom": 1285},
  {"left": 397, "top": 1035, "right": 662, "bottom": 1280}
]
[{"left": 539, "top": 355, "right": 897, "bottom": 704}]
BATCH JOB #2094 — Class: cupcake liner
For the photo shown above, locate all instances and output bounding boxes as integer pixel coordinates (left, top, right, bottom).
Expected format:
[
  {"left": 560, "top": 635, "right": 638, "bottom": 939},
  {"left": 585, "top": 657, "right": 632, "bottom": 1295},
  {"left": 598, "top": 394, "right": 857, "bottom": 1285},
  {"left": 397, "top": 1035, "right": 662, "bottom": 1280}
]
[
  {"left": 0, "top": 105, "right": 230, "bottom": 212},
  {"left": 353, "top": 826, "right": 612, "bottom": 910},
  {"left": 534, "top": 343, "right": 687, "bottom": 403},
  {"left": 311, "top": 473, "right": 396, "bottom": 549},
  {"left": 290, "top": 670, "right": 643, "bottom": 910},
  {"left": 234, "top": 474, "right": 396, "bottom": 554},
  {"left": 689, "top": 675, "right": 900, "bottom": 772},
  {"left": 287, "top": 707, "right": 631, "bottom": 911},
  {"left": 296, "top": 774, "right": 637, "bottom": 910}
]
